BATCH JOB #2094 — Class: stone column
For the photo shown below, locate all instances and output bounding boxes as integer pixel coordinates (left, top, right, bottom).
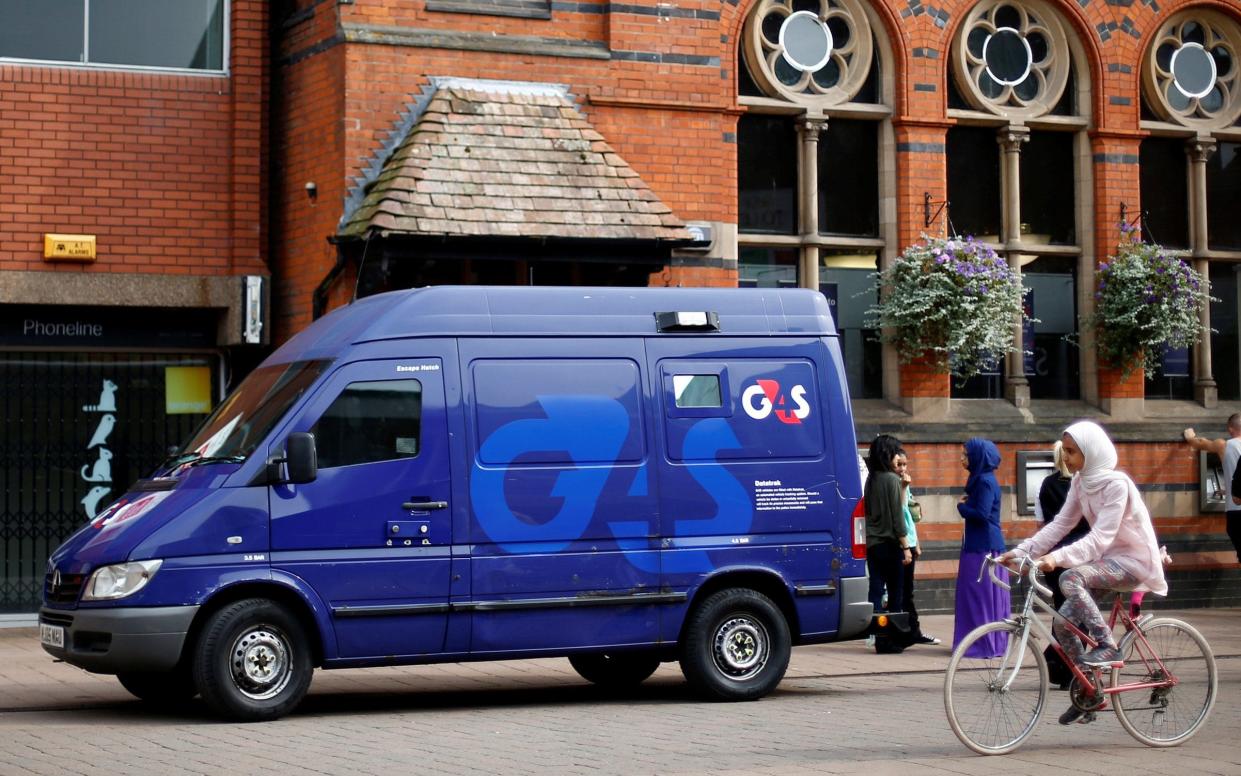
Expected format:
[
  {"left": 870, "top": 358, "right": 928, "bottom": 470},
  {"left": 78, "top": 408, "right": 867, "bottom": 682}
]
[
  {"left": 998, "top": 124, "right": 1031, "bottom": 408},
  {"left": 1188, "top": 135, "right": 1218, "bottom": 407},
  {"left": 798, "top": 115, "right": 826, "bottom": 290}
]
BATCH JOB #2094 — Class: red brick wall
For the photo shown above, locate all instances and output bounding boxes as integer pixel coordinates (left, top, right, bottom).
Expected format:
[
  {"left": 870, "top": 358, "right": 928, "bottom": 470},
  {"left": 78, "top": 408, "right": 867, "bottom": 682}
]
[
  {"left": 273, "top": 5, "right": 347, "bottom": 341},
  {"left": 0, "top": 0, "right": 268, "bottom": 277}
]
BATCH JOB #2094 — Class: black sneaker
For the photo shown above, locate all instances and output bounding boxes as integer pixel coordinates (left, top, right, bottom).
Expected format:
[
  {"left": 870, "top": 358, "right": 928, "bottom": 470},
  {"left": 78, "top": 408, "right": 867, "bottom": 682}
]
[
  {"left": 1081, "top": 645, "right": 1123, "bottom": 668},
  {"left": 1058, "top": 706, "right": 1098, "bottom": 725},
  {"left": 915, "top": 633, "right": 941, "bottom": 645}
]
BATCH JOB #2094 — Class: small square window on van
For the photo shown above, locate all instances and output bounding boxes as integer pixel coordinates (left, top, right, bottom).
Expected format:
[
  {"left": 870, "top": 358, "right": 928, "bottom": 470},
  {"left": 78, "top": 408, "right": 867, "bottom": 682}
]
[{"left": 673, "top": 374, "right": 722, "bottom": 408}]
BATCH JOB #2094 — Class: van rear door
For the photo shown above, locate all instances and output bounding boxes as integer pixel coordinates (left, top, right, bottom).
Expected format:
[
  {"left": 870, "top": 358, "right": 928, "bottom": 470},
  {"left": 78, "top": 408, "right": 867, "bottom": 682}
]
[{"left": 269, "top": 357, "right": 452, "bottom": 660}]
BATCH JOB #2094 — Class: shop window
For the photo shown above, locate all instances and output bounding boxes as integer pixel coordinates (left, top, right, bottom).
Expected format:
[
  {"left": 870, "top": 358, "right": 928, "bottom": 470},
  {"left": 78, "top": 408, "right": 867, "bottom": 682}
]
[
  {"left": 0, "top": 0, "right": 226, "bottom": 71},
  {"left": 947, "top": 127, "right": 1002, "bottom": 239},
  {"left": 312, "top": 380, "right": 423, "bottom": 470},
  {"left": 818, "top": 119, "right": 879, "bottom": 237},
  {"left": 1020, "top": 131, "right": 1075, "bottom": 246},
  {"left": 738, "top": 247, "right": 799, "bottom": 288},
  {"left": 739, "top": 115, "right": 799, "bottom": 235},
  {"left": 1144, "top": 348, "right": 1195, "bottom": 400},
  {"left": 1139, "top": 137, "right": 1191, "bottom": 249},
  {"left": 1207, "top": 142, "right": 1241, "bottom": 250},
  {"left": 0, "top": 352, "right": 219, "bottom": 613},
  {"left": 1210, "top": 263, "right": 1241, "bottom": 401},
  {"left": 819, "top": 251, "right": 882, "bottom": 399},
  {"left": 1023, "top": 256, "right": 1079, "bottom": 398}
]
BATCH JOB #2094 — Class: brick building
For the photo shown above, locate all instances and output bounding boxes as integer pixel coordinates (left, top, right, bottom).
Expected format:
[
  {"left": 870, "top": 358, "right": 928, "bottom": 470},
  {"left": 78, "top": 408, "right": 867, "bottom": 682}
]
[
  {"left": 0, "top": 1, "right": 270, "bottom": 616},
  {"left": 274, "top": 0, "right": 1241, "bottom": 610},
  {"left": 1, "top": 0, "right": 1237, "bottom": 617}
]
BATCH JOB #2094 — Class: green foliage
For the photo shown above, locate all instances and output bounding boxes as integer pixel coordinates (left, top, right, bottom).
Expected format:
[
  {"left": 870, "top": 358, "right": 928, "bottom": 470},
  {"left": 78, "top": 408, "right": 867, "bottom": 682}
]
[
  {"left": 1085, "top": 229, "right": 1211, "bottom": 379},
  {"left": 866, "top": 236, "right": 1027, "bottom": 381}
]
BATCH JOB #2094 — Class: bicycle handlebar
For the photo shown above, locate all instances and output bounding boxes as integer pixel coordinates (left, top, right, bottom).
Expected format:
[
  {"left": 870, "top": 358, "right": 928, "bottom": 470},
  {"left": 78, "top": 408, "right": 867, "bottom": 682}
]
[{"left": 979, "top": 553, "right": 1054, "bottom": 599}]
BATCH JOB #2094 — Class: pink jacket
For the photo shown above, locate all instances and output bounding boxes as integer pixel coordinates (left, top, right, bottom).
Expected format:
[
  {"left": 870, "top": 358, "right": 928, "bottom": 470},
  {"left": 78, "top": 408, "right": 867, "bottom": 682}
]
[{"left": 1017, "top": 474, "right": 1167, "bottom": 595}]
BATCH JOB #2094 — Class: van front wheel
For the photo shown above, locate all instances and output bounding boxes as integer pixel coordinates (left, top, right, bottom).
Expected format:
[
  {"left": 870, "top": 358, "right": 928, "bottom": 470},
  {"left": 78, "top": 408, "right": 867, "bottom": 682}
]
[
  {"left": 569, "top": 653, "right": 661, "bottom": 688},
  {"left": 192, "top": 598, "right": 313, "bottom": 721},
  {"left": 680, "top": 588, "right": 790, "bottom": 701}
]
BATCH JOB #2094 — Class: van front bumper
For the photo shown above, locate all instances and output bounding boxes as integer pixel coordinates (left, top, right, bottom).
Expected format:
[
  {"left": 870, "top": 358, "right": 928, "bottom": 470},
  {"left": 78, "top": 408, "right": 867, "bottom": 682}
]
[{"left": 39, "top": 605, "right": 200, "bottom": 674}]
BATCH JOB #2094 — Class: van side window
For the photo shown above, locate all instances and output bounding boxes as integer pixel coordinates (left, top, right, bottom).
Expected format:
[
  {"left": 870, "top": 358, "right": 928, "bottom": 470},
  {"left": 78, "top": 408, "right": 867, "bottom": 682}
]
[
  {"left": 312, "top": 379, "right": 422, "bottom": 469},
  {"left": 672, "top": 374, "right": 721, "bottom": 408}
]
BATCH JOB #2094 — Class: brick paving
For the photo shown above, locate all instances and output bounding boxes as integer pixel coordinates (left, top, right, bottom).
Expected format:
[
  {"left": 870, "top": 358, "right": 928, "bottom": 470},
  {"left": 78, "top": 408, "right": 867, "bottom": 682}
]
[{"left": 0, "top": 609, "right": 1238, "bottom": 775}]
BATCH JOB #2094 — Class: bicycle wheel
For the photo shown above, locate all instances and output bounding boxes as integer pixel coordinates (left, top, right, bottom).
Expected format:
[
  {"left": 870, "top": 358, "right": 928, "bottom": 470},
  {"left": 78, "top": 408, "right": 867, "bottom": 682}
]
[
  {"left": 944, "top": 621, "right": 1048, "bottom": 755},
  {"left": 1112, "top": 617, "right": 1217, "bottom": 747}
]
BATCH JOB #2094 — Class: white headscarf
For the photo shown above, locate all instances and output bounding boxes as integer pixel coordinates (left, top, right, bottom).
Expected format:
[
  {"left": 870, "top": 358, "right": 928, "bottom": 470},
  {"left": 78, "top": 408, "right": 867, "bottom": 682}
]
[{"left": 1064, "top": 420, "right": 1126, "bottom": 495}]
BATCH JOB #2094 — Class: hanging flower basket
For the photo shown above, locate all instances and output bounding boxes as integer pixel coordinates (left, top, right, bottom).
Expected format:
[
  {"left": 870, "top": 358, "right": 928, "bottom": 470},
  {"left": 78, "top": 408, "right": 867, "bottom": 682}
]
[
  {"left": 1084, "top": 227, "right": 1212, "bottom": 379},
  {"left": 866, "top": 235, "right": 1028, "bottom": 382}
]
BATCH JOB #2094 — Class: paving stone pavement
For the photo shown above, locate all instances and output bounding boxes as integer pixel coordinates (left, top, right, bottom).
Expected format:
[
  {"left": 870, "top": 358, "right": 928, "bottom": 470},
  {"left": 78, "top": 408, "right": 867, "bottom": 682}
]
[{"left": 0, "top": 609, "right": 1238, "bottom": 776}]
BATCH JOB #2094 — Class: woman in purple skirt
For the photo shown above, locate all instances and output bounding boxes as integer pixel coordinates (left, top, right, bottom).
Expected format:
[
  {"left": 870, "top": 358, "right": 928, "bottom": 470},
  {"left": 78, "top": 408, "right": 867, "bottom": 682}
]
[{"left": 953, "top": 437, "right": 1011, "bottom": 657}]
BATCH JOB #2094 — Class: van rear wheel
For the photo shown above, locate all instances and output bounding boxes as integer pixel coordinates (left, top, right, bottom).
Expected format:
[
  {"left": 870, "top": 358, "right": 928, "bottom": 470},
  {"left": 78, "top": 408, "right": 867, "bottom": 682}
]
[
  {"left": 680, "top": 588, "right": 790, "bottom": 701},
  {"left": 569, "top": 653, "right": 661, "bottom": 688},
  {"left": 192, "top": 598, "right": 313, "bottom": 722}
]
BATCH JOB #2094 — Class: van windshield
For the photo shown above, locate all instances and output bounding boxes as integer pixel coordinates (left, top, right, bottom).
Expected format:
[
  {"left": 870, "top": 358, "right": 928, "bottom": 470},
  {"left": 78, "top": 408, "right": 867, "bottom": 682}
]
[{"left": 177, "top": 359, "right": 331, "bottom": 462}]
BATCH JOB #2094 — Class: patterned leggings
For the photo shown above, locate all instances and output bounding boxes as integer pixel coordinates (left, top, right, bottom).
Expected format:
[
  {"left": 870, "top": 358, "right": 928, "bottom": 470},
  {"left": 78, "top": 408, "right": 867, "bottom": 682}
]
[{"left": 1053, "top": 559, "right": 1140, "bottom": 667}]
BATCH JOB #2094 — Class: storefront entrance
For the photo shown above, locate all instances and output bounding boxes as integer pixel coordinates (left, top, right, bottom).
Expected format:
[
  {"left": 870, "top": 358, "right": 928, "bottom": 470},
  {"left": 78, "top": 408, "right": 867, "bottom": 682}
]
[{"left": 0, "top": 305, "right": 224, "bottom": 615}]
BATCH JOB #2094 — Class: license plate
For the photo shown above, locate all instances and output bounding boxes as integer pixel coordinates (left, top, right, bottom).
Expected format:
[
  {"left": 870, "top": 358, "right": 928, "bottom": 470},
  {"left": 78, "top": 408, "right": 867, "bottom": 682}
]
[{"left": 40, "top": 623, "right": 64, "bottom": 648}]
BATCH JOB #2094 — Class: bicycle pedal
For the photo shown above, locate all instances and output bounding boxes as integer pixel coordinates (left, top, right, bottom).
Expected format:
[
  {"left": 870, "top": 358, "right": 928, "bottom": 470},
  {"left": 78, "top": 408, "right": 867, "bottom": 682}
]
[{"left": 1078, "top": 711, "right": 1098, "bottom": 725}]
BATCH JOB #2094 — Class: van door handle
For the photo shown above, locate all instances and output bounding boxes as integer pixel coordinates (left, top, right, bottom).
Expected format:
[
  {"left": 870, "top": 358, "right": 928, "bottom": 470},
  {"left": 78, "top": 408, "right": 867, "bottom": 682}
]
[{"left": 402, "top": 500, "right": 448, "bottom": 511}]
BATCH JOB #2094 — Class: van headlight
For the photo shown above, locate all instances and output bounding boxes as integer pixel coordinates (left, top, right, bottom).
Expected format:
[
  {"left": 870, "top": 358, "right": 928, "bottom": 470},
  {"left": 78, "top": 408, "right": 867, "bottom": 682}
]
[{"left": 81, "top": 560, "right": 163, "bottom": 601}]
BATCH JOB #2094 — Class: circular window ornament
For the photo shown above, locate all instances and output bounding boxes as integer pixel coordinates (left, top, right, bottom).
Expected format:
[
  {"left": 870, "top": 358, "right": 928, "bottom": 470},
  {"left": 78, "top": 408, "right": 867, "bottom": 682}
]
[
  {"left": 1144, "top": 11, "right": 1241, "bottom": 129},
  {"left": 951, "top": 0, "right": 1071, "bottom": 118},
  {"left": 779, "top": 11, "right": 833, "bottom": 72},
  {"left": 983, "top": 28, "right": 1033, "bottom": 85},
  {"left": 1170, "top": 43, "right": 1217, "bottom": 98},
  {"left": 742, "top": 0, "right": 874, "bottom": 107}
]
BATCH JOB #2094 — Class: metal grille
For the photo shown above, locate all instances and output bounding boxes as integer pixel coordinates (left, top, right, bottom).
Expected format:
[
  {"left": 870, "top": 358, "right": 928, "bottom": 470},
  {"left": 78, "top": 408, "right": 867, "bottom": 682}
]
[
  {"left": 0, "top": 352, "right": 217, "bottom": 613},
  {"left": 44, "top": 572, "right": 85, "bottom": 606}
]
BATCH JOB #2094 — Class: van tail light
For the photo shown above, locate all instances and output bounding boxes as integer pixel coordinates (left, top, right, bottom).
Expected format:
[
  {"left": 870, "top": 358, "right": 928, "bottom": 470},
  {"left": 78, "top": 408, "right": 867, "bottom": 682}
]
[{"left": 851, "top": 498, "right": 867, "bottom": 559}]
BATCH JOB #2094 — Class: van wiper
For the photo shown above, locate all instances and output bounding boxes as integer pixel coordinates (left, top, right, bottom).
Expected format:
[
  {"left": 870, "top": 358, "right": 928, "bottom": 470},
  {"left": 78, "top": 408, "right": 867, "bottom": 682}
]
[
  {"left": 158, "top": 452, "right": 246, "bottom": 469},
  {"left": 187, "top": 454, "right": 247, "bottom": 467}
]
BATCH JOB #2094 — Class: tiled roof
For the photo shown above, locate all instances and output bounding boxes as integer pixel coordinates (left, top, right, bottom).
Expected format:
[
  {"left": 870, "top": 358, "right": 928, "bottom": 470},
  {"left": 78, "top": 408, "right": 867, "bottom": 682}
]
[{"left": 340, "top": 79, "right": 691, "bottom": 242}]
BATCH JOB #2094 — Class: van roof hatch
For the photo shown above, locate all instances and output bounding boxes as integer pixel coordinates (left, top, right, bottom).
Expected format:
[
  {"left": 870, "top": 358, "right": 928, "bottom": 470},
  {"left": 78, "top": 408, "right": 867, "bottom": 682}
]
[{"left": 655, "top": 311, "right": 720, "bottom": 333}]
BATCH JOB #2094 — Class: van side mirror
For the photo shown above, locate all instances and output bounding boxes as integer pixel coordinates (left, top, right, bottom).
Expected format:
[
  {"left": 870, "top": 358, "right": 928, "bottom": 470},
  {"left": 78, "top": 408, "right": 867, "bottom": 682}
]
[{"left": 285, "top": 432, "right": 318, "bottom": 484}]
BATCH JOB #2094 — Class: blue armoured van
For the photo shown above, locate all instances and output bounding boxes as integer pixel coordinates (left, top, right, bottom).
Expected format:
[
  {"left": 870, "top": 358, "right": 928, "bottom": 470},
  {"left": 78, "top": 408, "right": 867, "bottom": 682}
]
[{"left": 40, "top": 286, "right": 870, "bottom": 721}]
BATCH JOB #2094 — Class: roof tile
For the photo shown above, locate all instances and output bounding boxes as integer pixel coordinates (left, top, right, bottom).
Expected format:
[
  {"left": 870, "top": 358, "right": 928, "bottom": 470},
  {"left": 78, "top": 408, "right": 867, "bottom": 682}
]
[{"left": 341, "top": 81, "right": 689, "bottom": 242}]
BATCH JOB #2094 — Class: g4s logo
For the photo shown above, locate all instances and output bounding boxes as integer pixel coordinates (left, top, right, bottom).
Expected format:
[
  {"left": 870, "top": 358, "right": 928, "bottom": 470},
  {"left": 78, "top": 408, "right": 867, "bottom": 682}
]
[{"left": 742, "top": 379, "right": 810, "bottom": 424}]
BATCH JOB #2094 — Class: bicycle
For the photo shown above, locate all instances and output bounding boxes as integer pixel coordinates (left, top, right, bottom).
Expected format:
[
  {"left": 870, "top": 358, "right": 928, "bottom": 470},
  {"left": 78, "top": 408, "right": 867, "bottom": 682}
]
[{"left": 943, "top": 554, "right": 1217, "bottom": 755}]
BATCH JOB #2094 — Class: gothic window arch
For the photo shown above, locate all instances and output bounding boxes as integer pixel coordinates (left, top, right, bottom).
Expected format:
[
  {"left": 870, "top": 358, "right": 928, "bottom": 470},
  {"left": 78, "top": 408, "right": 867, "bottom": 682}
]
[
  {"left": 946, "top": 0, "right": 1091, "bottom": 401},
  {"left": 742, "top": 0, "right": 875, "bottom": 108},
  {"left": 1139, "top": 9, "right": 1241, "bottom": 401},
  {"left": 736, "top": 0, "right": 893, "bottom": 399},
  {"left": 1143, "top": 9, "right": 1241, "bottom": 130},
  {"left": 951, "top": 0, "right": 1072, "bottom": 119}
]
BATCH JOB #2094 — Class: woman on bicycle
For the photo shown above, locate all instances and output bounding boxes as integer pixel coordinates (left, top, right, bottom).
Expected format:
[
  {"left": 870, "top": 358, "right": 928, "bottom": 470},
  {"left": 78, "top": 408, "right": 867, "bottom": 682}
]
[{"left": 999, "top": 420, "right": 1167, "bottom": 724}]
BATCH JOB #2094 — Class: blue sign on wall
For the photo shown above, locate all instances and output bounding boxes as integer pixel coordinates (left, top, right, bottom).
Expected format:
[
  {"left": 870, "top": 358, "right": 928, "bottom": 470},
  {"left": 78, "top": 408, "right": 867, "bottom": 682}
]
[{"left": 1162, "top": 345, "right": 1190, "bottom": 377}]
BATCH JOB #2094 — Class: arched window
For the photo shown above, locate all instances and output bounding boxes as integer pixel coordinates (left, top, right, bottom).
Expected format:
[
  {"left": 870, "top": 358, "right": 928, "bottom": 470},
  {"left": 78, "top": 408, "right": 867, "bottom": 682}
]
[
  {"left": 1139, "top": 9, "right": 1241, "bottom": 401},
  {"left": 737, "top": 0, "right": 892, "bottom": 400},
  {"left": 946, "top": 0, "right": 1090, "bottom": 402}
]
